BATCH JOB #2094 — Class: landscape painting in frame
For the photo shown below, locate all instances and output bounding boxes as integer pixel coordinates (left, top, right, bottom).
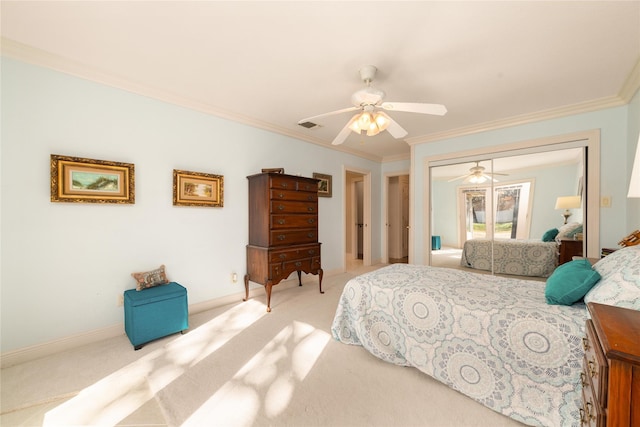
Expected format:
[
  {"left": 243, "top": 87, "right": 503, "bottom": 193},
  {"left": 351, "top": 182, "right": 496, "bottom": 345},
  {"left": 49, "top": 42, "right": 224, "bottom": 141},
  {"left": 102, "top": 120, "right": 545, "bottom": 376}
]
[
  {"left": 313, "top": 172, "right": 332, "bottom": 198},
  {"left": 173, "top": 169, "right": 224, "bottom": 207},
  {"left": 50, "top": 154, "right": 135, "bottom": 204}
]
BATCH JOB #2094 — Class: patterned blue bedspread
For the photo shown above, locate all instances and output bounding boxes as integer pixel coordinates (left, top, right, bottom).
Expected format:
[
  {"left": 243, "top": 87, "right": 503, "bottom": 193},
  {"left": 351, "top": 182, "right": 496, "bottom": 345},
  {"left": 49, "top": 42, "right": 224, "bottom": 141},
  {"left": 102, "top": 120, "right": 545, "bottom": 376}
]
[{"left": 331, "top": 263, "right": 587, "bottom": 426}]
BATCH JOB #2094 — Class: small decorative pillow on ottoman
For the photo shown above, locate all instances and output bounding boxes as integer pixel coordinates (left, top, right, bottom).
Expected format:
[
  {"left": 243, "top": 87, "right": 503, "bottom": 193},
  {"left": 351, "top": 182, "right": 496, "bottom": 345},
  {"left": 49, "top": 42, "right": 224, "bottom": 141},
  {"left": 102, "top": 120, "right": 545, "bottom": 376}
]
[{"left": 131, "top": 264, "right": 169, "bottom": 291}]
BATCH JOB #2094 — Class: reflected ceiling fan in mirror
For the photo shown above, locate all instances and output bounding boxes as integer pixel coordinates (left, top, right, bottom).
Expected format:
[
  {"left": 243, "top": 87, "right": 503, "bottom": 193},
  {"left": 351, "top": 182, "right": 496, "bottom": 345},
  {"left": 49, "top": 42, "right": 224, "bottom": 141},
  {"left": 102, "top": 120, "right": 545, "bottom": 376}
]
[
  {"left": 298, "top": 65, "right": 447, "bottom": 145},
  {"left": 448, "top": 161, "right": 509, "bottom": 184}
]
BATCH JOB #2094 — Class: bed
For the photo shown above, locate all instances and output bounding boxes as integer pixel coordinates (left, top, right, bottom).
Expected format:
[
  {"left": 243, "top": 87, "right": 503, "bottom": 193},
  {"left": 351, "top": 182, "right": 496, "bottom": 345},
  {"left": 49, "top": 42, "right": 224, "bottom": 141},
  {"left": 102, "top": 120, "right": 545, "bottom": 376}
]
[
  {"left": 331, "top": 246, "right": 640, "bottom": 427},
  {"left": 460, "top": 238, "right": 558, "bottom": 277}
]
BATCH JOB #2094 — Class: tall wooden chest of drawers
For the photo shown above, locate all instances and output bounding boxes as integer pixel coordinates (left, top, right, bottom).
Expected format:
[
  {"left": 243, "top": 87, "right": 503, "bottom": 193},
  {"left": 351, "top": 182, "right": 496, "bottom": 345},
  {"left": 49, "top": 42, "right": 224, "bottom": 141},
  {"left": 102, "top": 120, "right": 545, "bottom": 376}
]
[
  {"left": 244, "top": 172, "right": 323, "bottom": 312},
  {"left": 581, "top": 302, "right": 640, "bottom": 427}
]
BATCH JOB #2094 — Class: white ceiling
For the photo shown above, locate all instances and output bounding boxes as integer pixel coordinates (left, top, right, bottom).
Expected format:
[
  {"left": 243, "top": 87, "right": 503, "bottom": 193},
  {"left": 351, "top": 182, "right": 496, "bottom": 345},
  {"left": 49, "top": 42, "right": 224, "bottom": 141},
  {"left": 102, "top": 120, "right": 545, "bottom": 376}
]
[{"left": 2, "top": 1, "right": 639, "bottom": 162}]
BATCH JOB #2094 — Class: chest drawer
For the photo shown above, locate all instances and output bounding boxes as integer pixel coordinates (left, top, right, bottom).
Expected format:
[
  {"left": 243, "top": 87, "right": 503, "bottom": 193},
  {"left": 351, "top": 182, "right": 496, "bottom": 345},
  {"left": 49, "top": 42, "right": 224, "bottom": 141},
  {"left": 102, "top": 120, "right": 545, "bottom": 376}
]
[
  {"left": 583, "top": 319, "right": 608, "bottom": 406},
  {"left": 271, "top": 200, "right": 317, "bottom": 214},
  {"left": 270, "top": 189, "right": 317, "bottom": 202},
  {"left": 271, "top": 214, "right": 317, "bottom": 229},
  {"left": 270, "top": 244, "right": 320, "bottom": 263},
  {"left": 269, "top": 175, "right": 318, "bottom": 192},
  {"left": 270, "top": 229, "right": 317, "bottom": 246}
]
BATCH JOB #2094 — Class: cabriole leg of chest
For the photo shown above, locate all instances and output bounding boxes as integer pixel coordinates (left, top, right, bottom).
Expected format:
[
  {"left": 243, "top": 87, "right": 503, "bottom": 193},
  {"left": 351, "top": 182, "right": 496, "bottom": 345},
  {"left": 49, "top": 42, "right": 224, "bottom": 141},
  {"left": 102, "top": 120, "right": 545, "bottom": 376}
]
[
  {"left": 243, "top": 274, "right": 250, "bottom": 302},
  {"left": 265, "top": 280, "right": 273, "bottom": 313}
]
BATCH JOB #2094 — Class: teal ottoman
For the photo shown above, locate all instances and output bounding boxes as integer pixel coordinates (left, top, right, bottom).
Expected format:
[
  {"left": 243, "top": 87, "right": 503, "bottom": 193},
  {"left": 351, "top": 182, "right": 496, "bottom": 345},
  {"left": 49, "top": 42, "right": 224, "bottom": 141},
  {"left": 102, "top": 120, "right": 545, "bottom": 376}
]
[{"left": 124, "top": 282, "right": 188, "bottom": 350}]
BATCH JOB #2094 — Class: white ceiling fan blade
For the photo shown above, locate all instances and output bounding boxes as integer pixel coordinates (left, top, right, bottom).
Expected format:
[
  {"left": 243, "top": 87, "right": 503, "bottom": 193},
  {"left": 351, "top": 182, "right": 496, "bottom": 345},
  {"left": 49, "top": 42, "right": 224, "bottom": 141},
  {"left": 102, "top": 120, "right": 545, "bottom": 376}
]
[
  {"left": 380, "top": 102, "right": 447, "bottom": 116},
  {"left": 332, "top": 114, "right": 360, "bottom": 145},
  {"left": 384, "top": 114, "right": 408, "bottom": 139},
  {"left": 298, "top": 106, "right": 359, "bottom": 125}
]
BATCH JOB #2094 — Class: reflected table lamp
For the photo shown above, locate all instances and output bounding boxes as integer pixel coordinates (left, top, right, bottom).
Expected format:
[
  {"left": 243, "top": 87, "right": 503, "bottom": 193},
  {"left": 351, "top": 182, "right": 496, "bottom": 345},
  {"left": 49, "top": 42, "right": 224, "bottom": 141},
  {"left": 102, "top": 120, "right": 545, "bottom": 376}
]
[{"left": 555, "top": 195, "right": 581, "bottom": 224}]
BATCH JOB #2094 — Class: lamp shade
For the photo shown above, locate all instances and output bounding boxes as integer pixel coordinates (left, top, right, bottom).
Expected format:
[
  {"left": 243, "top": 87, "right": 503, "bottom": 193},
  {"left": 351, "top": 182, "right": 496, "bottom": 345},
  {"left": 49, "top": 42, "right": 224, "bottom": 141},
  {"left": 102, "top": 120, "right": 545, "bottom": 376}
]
[
  {"left": 555, "top": 196, "right": 581, "bottom": 210},
  {"left": 628, "top": 133, "right": 640, "bottom": 198}
]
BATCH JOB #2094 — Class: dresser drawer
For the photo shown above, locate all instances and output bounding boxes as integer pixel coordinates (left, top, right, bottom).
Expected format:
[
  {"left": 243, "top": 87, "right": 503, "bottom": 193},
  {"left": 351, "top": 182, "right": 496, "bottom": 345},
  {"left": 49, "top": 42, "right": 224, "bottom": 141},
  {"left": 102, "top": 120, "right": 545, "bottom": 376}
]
[
  {"left": 269, "top": 244, "right": 320, "bottom": 263},
  {"left": 269, "top": 175, "right": 318, "bottom": 193},
  {"left": 271, "top": 214, "right": 317, "bottom": 229},
  {"left": 270, "top": 229, "right": 317, "bottom": 246},
  {"left": 583, "top": 319, "right": 608, "bottom": 406},
  {"left": 270, "top": 189, "right": 317, "bottom": 202},
  {"left": 269, "top": 257, "right": 320, "bottom": 282},
  {"left": 580, "top": 386, "right": 605, "bottom": 427},
  {"left": 271, "top": 200, "right": 317, "bottom": 214}
]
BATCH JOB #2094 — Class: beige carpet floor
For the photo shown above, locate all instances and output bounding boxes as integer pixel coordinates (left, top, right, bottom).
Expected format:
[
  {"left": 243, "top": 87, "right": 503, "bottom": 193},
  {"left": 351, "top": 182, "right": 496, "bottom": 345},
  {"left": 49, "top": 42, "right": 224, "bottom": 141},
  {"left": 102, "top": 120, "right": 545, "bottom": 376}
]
[{"left": 1, "top": 263, "right": 525, "bottom": 427}]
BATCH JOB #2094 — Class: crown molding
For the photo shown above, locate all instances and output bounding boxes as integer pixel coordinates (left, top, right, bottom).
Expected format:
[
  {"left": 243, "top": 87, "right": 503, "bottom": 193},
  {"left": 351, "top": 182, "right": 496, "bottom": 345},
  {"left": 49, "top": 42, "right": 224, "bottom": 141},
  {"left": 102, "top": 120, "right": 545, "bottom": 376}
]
[
  {"left": 406, "top": 94, "right": 629, "bottom": 145},
  {"left": 619, "top": 56, "right": 640, "bottom": 103},
  {"left": 407, "top": 56, "right": 640, "bottom": 146}
]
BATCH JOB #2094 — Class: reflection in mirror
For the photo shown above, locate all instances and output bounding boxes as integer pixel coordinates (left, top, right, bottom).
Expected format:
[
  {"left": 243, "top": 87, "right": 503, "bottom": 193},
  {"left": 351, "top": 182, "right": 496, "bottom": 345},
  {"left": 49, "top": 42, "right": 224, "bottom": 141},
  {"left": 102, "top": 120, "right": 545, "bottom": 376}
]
[{"left": 430, "top": 148, "right": 584, "bottom": 279}]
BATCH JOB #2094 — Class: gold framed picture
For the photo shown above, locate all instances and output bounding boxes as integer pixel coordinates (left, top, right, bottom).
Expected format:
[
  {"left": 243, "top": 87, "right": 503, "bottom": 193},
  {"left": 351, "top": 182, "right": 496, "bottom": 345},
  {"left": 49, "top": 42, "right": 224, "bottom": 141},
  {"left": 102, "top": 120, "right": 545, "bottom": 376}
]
[
  {"left": 50, "top": 154, "right": 135, "bottom": 204},
  {"left": 313, "top": 172, "right": 332, "bottom": 198},
  {"left": 173, "top": 169, "right": 224, "bottom": 207}
]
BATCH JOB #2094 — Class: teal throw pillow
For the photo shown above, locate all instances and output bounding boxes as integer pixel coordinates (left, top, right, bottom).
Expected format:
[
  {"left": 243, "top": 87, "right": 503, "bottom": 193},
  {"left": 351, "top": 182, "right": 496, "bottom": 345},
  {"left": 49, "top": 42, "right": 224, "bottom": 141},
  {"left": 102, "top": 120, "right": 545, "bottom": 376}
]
[
  {"left": 542, "top": 228, "right": 559, "bottom": 242},
  {"left": 545, "top": 259, "right": 601, "bottom": 305}
]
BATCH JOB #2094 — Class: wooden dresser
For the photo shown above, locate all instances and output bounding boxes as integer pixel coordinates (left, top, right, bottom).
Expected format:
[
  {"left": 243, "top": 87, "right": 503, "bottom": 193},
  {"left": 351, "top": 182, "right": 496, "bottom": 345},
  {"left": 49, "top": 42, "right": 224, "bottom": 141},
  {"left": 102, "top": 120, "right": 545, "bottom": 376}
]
[
  {"left": 244, "top": 172, "right": 323, "bottom": 312},
  {"left": 581, "top": 302, "right": 640, "bottom": 427}
]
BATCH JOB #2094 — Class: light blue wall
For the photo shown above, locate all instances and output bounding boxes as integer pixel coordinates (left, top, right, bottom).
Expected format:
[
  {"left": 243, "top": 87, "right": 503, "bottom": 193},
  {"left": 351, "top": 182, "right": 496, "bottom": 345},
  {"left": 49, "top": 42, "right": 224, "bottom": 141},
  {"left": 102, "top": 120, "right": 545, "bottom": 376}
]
[
  {"left": 0, "top": 58, "right": 382, "bottom": 351},
  {"left": 412, "top": 99, "right": 637, "bottom": 263}
]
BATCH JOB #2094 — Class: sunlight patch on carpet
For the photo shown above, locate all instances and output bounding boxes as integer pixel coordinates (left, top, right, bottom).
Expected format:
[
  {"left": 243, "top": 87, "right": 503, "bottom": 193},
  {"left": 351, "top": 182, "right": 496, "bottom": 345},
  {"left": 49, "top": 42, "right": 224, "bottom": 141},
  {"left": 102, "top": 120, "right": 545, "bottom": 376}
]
[
  {"left": 42, "top": 300, "right": 267, "bottom": 426},
  {"left": 182, "top": 321, "right": 330, "bottom": 426}
]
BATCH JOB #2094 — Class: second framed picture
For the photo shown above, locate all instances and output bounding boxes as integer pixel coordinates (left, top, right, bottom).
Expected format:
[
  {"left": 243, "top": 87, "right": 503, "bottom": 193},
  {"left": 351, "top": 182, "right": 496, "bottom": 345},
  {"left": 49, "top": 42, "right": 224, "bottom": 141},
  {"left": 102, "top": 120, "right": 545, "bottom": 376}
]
[
  {"left": 173, "top": 169, "right": 224, "bottom": 207},
  {"left": 313, "top": 172, "right": 332, "bottom": 198}
]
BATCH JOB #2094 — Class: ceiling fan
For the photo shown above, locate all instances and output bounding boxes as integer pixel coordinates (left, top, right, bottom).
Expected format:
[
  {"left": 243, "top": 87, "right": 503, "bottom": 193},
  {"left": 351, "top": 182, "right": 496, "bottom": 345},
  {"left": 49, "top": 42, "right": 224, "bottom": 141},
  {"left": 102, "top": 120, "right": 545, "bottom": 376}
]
[
  {"left": 447, "top": 161, "right": 509, "bottom": 184},
  {"left": 298, "top": 65, "right": 447, "bottom": 145}
]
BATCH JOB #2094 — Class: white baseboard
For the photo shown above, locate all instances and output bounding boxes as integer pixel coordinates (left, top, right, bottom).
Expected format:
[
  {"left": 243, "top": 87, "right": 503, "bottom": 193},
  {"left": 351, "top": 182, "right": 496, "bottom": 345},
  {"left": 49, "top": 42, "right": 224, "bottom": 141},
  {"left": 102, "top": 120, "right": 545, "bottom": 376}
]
[{"left": 1, "top": 272, "right": 339, "bottom": 368}]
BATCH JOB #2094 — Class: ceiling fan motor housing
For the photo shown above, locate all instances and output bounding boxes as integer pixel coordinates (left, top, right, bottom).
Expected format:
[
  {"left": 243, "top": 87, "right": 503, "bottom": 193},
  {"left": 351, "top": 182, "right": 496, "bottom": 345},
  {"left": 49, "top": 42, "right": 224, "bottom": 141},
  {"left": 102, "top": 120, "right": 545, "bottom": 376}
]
[{"left": 351, "top": 87, "right": 385, "bottom": 106}]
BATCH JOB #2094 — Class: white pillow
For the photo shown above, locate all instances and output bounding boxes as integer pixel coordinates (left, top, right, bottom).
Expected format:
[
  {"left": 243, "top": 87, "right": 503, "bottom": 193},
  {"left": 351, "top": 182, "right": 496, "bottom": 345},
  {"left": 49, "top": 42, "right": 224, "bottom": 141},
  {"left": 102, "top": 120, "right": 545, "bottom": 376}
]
[
  {"left": 584, "top": 246, "right": 640, "bottom": 310},
  {"left": 555, "top": 222, "right": 582, "bottom": 241}
]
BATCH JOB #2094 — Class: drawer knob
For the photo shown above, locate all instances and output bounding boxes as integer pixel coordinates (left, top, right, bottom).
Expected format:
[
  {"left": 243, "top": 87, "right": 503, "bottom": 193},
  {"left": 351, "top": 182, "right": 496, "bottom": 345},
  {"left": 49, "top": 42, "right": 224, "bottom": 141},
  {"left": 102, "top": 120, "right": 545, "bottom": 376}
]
[
  {"left": 308, "top": 250, "right": 315, "bottom": 255},
  {"left": 307, "top": 233, "right": 314, "bottom": 238},
  {"left": 277, "top": 205, "right": 285, "bottom": 211},
  {"left": 587, "top": 360, "right": 597, "bottom": 378},
  {"left": 308, "top": 218, "right": 315, "bottom": 224},
  {"left": 278, "top": 193, "right": 284, "bottom": 198},
  {"left": 279, "top": 254, "right": 286, "bottom": 259},
  {"left": 280, "top": 183, "right": 288, "bottom": 188},
  {"left": 580, "top": 372, "right": 588, "bottom": 387},
  {"left": 582, "top": 337, "right": 590, "bottom": 351},
  {"left": 295, "top": 261, "right": 302, "bottom": 267},
  {"left": 277, "top": 219, "right": 285, "bottom": 225},
  {"left": 307, "top": 195, "right": 313, "bottom": 200},
  {"left": 307, "top": 207, "right": 314, "bottom": 212},
  {"left": 277, "top": 235, "right": 286, "bottom": 241}
]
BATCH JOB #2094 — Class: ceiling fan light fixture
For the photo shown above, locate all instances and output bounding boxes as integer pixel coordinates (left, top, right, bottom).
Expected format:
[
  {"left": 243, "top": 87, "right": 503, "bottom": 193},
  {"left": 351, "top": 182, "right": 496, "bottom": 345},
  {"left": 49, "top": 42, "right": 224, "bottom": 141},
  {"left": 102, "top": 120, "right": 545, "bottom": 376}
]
[
  {"left": 374, "top": 112, "right": 390, "bottom": 131},
  {"left": 357, "top": 112, "right": 373, "bottom": 130},
  {"left": 366, "top": 123, "right": 380, "bottom": 136}
]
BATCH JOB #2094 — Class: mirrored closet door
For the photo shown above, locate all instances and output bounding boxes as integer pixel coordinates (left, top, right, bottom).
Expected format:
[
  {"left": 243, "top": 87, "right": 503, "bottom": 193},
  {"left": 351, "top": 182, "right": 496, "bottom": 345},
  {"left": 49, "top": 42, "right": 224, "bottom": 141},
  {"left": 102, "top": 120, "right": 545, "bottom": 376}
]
[{"left": 429, "top": 147, "right": 586, "bottom": 277}]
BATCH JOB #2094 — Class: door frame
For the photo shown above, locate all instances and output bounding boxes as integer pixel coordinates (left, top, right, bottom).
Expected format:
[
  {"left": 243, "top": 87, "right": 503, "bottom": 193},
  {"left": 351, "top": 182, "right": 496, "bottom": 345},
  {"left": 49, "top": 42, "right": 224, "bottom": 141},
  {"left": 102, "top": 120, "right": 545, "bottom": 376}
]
[
  {"left": 383, "top": 170, "right": 410, "bottom": 264},
  {"left": 344, "top": 166, "right": 372, "bottom": 267}
]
